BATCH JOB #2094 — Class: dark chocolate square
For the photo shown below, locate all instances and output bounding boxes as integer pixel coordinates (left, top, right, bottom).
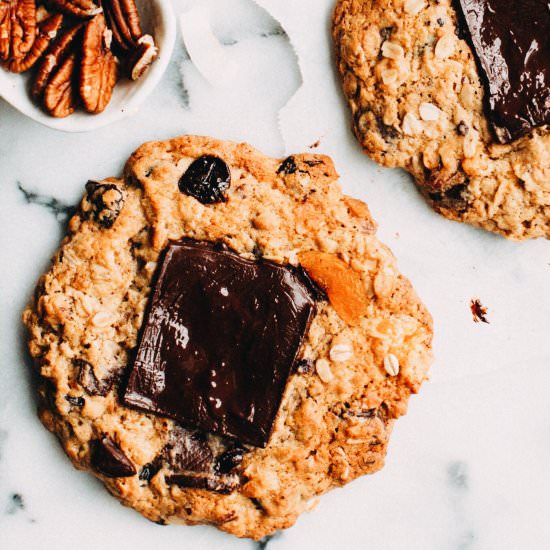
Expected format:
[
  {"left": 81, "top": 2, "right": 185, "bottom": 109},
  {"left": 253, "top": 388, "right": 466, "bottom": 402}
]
[
  {"left": 456, "top": 0, "right": 550, "bottom": 142},
  {"left": 123, "top": 240, "right": 315, "bottom": 448}
]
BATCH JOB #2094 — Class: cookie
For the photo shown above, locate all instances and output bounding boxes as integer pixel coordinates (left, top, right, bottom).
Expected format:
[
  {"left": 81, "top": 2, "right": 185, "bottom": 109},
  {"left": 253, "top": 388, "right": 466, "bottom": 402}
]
[
  {"left": 23, "top": 135, "right": 433, "bottom": 539},
  {"left": 333, "top": 0, "right": 550, "bottom": 239}
]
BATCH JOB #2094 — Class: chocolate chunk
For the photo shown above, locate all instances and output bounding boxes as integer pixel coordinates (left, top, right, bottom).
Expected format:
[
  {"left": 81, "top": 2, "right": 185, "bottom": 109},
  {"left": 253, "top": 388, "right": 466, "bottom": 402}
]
[
  {"left": 165, "top": 426, "right": 213, "bottom": 473},
  {"left": 277, "top": 156, "right": 298, "bottom": 175},
  {"left": 123, "top": 239, "right": 316, "bottom": 447},
  {"left": 84, "top": 181, "right": 124, "bottom": 228},
  {"left": 295, "top": 358, "right": 314, "bottom": 375},
  {"left": 139, "top": 462, "right": 160, "bottom": 481},
  {"left": 90, "top": 436, "right": 136, "bottom": 478},
  {"left": 64, "top": 395, "right": 85, "bottom": 407},
  {"left": 178, "top": 155, "right": 231, "bottom": 204},
  {"left": 456, "top": 0, "right": 550, "bottom": 142},
  {"left": 76, "top": 360, "right": 113, "bottom": 397},
  {"left": 215, "top": 447, "right": 245, "bottom": 475},
  {"left": 165, "top": 473, "right": 237, "bottom": 494}
]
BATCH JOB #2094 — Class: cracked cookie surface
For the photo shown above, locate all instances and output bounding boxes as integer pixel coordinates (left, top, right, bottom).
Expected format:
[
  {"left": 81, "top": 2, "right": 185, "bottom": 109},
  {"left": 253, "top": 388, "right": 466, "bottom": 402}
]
[
  {"left": 333, "top": 0, "right": 550, "bottom": 239},
  {"left": 23, "top": 135, "right": 433, "bottom": 539}
]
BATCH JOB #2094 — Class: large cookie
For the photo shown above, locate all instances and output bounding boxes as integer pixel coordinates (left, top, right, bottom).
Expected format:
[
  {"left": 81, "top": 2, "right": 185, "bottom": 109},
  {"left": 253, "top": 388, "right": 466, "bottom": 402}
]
[
  {"left": 23, "top": 135, "right": 433, "bottom": 539},
  {"left": 333, "top": 0, "right": 550, "bottom": 239}
]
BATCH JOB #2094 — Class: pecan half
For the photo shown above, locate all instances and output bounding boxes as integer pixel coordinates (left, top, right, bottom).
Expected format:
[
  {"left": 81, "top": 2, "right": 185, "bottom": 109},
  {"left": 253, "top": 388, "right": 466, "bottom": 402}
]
[
  {"left": 128, "top": 34, "right": 157, "bottom": 80},
  {"left": 5, "top": 13, "right": 62, "bottom": 73},
  {"left": 103, "top": 0, "right": 141, "bottom": 52},
  {"left": 32, "top": 22, "right": 83, "bottom": 99},
  {"left": 80, "top": 14, "right": 118, "bottom": 113},
  {"left": 48, "top": 0, "right": 101, "bottom": 19},
  {"left": 0, "top": 0, "right": 36, "bottom": 61},
  {"left": 43, "top": 51, "right": 77, "bottom": 117},
  {"left": 298, "top": 251, "right": 370, "bottom": 326}
]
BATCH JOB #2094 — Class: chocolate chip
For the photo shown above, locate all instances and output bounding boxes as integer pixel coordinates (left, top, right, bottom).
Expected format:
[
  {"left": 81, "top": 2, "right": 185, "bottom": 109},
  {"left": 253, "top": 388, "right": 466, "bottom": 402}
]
[
  {"left": 276, "top": 156, "right": 298, "bottom": 175},
  {"left": 64, "top": 395, "right": 85, "bottom": 407},
  {"left": 215, "top": 447, "right": 245, "bottom": 475},
  {"left": 165, "top": 473, "right": 236, "bottom": 494},
  {"left": 178, "top": 155, "right": 231, "bottom": 204},
  {"left": 139, "top": 462, "right": 160, "bottom": 481},
  {"left": 437, "top": 17, "right": 445, "bottom": 26},
  {"left": 76, "top": 360, "right": 114, "bottom": 397},
  {"left": 90, "top": 436, "right": 136, "bottom": 478},
  {"left": 84, "top": 181, "right": 124, "bottom": 229},
  {"left": 380, "top": 26, "right": 393, "bottom": 40},
  {"left": 457, "top": 121, "right": 469, "bottom": 136},
  {"left": 123, "top": 239, "right": 316, "bottom": 448},
  {"left": 295, "top": 358, "right": 314, "bottom": 375}
]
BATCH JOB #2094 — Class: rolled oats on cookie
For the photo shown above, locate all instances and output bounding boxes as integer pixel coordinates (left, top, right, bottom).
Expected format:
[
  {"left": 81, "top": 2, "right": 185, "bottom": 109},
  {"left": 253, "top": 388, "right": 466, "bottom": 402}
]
[{"left": 23, "top": 135, "right": 433, "bottom": 539}]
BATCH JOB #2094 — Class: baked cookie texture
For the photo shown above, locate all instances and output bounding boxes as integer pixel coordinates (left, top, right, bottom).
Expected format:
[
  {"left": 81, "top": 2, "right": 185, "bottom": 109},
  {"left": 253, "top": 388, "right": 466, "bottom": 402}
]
[
  {"left": 23, "top": 135, "right": 433, "bottom": 539},
  {"left": 333, "top": 0, "right": 550, "bottom": 239}
]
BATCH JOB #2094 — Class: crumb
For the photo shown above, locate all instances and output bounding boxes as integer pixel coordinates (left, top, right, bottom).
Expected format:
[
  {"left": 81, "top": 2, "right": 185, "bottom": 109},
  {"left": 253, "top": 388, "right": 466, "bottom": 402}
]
[
  {"left": 308, "top": 139, "right": 321, "bottom": 149},
  {"left": 470, "top": 299, "right": 489, "bottom": 323}
]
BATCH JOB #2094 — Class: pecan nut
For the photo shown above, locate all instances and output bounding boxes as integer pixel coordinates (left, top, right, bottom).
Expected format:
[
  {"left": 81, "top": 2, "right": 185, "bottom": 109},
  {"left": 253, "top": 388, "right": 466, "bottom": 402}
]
[
  {"left": 80, "top": 14, "right": 118, "bottom": 113},
  {"left": 5, "top": 13, "right": 62, "bottom": 73},
  {"left": 103, "top": 0, "right": 141, "bottom": 52},
  {"left": 0, "top": 0, "right": 36, "bottom": 61},
  {"left": 127, "top": 33, "right": 157, "bottom": 80},
  {"left": 32, "top": 22, "right": 83, "bottom": 99},
  {"left": 298, "top": 251, "right": 370, "bottom": 326},
  {"left": 43, "top": 50, "right": 77, "bottom": 117},
  {"left": 48, "top": 0, "right": 101, "bottom": 19}
]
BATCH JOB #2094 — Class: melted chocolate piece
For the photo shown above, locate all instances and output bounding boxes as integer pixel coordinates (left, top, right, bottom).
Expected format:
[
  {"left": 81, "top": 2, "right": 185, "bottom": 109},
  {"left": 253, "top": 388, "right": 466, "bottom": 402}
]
[
  {"left": 165, "top": 473, "right": 237, "bottom": 494},
  {"left": 90, "top": 436, "right": 136, "bottom": 478},
  {"left": 456, "top": 0, "right": 550, "bottom": 142},
  {"left": 123, "top": 239, "right": 316, "bottom": 447},
  {"left": 215, "top": 447, "right": 245, "bottom": 475},
  {"left": 76, "top": 360, "right": 114, "bottom": 397},
  {"left": 165, "top": 426, "right": 213, "bottom": 473},
  {"left": 178, "top": 156, "right": 231, "bottom": 204}
]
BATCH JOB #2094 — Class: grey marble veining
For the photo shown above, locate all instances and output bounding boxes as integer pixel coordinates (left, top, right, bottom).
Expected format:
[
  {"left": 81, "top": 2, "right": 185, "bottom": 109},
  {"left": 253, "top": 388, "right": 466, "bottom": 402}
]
[{"left": 1, "top": 0, "right": 550, "bottom": 549}]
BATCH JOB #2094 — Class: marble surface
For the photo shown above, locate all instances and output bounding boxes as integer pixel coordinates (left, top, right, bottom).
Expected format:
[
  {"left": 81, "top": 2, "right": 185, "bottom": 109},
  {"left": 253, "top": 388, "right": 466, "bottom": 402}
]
[{"left": 1, "top": 1, "right": 549, "bottom": 549}]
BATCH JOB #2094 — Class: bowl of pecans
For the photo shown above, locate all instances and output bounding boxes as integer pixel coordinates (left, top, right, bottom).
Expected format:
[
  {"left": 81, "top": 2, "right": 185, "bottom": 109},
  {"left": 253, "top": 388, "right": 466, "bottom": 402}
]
[{"left": 0, "top": 0, "right": 176, "bottom": 132}]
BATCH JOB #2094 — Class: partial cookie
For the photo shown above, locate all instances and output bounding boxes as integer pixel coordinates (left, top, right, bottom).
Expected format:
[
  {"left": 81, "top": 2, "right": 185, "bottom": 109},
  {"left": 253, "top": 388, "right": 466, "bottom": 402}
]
[
  {"left": 23, "top": 135, "right": 433, "bottom": 539},
  {"left": 333, "top": 0, "right": 550, "bottom": 239}
]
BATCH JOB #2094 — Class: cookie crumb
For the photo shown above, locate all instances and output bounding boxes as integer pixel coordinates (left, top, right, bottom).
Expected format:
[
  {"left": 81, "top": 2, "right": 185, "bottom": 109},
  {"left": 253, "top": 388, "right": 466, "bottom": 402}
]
[{"left": 470, "top": 299, "right": 489, "bottom": 323}]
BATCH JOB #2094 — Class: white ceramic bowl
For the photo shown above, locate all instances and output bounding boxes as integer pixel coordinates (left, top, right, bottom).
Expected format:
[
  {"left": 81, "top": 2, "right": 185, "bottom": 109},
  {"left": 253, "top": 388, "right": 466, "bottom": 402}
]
[{"left": 0, "top": 0, "right": 176, "bottom": 132}]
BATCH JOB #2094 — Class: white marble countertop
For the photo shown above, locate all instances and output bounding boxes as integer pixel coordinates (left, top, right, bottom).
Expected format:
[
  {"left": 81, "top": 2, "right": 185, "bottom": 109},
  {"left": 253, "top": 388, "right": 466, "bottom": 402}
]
[{"left": 1, "top": 1, "right": 549, "bottom": 549}]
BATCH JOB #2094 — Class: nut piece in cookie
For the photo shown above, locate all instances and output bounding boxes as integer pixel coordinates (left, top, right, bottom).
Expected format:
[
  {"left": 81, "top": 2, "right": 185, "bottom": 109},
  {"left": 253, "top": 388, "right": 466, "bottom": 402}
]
[{"left": 123, "top": 239, "right": 316, "bottom": 448}]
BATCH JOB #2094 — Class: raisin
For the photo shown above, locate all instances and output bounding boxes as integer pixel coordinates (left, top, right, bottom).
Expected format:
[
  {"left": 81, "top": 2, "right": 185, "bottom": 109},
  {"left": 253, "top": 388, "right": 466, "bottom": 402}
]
[
  {"left": 84, "top": 181, "right": 124, "bottom": 228},
  {"left": 178, "top": 155, "right": 231, "bottom": 204}
]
